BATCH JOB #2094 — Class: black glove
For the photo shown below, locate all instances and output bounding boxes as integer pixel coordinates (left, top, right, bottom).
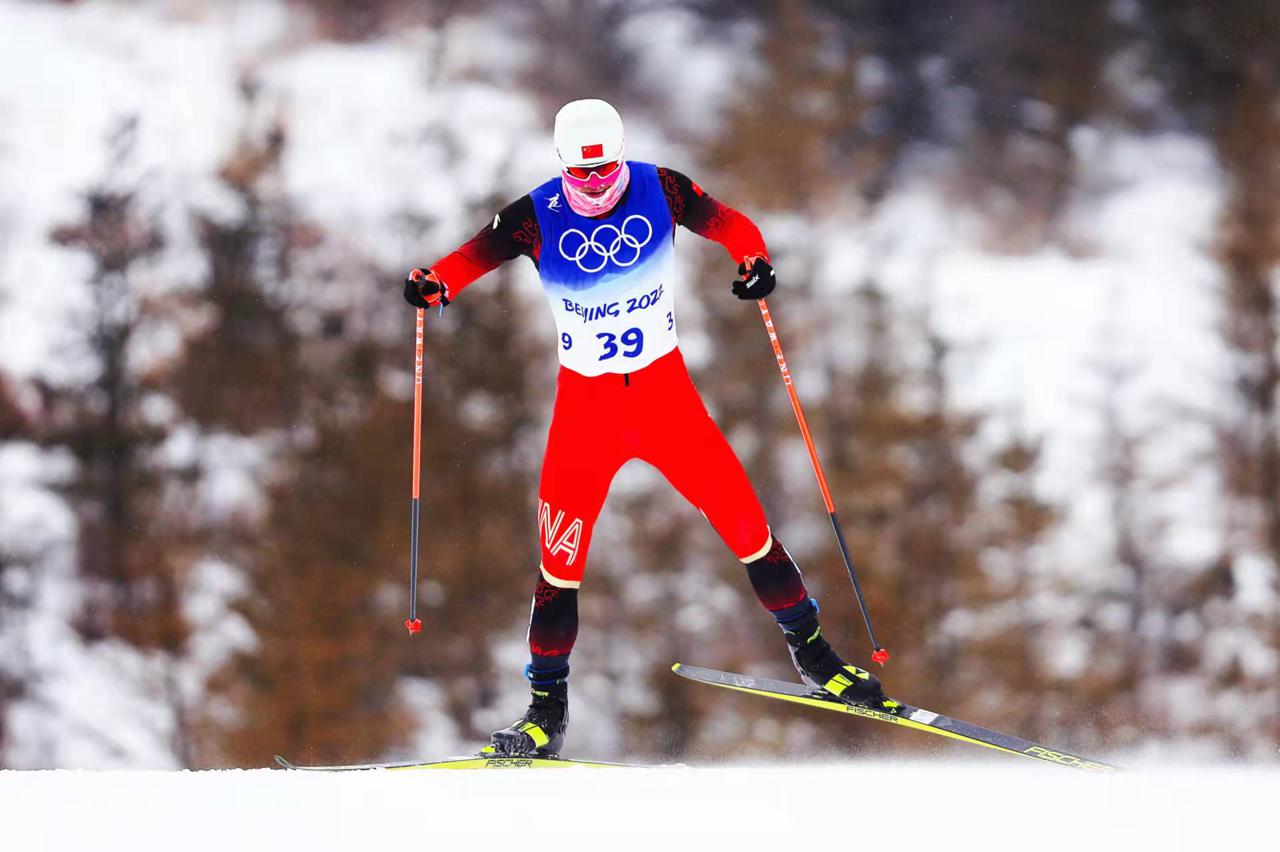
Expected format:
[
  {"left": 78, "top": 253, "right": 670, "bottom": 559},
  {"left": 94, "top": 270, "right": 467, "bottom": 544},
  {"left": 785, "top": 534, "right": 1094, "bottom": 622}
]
[
  {"left": 404, "top": 268, "right": 451, "bottom": 309},
  {"left": 732, "top": 256, "right": 776, "bottom": 300}
]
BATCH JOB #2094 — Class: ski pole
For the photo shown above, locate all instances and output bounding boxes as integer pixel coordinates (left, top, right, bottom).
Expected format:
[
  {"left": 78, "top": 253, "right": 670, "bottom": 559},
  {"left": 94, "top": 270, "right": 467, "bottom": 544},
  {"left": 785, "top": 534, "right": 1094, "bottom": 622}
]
[
  {"left": 405, "top": 307, "right": 425, "bottom": 636},
  {"left": 756, "top": 299, "right": 889, "bottom": 666}
]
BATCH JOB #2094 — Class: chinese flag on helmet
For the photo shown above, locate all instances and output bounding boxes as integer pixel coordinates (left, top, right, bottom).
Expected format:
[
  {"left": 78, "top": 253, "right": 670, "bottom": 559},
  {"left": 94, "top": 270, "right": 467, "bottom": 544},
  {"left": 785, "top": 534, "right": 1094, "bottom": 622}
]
[{"left": 555, "top": 99, "right": 625, "bottom": 168}]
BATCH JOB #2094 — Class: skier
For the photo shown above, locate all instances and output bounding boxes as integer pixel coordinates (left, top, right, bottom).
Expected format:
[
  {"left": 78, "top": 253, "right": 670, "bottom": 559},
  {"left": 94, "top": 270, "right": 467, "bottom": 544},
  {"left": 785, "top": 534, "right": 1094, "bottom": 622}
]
[{"left": 405, "top": 99, "right": 895, "bottom": 757}]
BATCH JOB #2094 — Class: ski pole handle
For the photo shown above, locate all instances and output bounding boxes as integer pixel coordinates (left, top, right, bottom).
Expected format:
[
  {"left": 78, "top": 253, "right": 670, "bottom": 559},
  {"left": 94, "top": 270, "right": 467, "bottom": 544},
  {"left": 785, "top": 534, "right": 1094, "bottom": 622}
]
[
  {"left": 757, "top": 299, "right": 889, "bottom": 666},
  {"left": 406, "top": 307, "right": 425, "bottom": 636}
]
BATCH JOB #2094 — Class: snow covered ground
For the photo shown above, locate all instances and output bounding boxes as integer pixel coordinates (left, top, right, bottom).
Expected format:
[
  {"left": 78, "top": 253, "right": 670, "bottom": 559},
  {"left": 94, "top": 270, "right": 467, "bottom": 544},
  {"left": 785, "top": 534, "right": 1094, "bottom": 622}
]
[{"left": 2, "top": 763, "right": 1275, "bottom": 850}]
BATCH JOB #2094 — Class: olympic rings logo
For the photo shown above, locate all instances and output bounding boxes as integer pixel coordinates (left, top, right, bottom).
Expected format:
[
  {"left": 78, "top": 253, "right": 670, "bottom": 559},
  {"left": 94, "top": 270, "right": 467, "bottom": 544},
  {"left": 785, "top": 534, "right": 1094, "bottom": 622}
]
[{"left": 558, "top": 215, "right": 653, "bottom": 273}]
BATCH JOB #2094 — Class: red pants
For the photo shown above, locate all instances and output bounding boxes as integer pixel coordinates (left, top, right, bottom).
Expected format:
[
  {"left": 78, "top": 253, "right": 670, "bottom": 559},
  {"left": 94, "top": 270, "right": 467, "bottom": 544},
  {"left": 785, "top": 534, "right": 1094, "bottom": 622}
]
[{"left": 537, "top": 348, "right": 770, "bottom": 587}]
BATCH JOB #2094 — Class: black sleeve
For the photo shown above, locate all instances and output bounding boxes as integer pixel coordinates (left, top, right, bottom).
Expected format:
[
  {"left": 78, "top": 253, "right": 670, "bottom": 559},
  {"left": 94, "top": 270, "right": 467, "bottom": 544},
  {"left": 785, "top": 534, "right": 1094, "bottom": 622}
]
[
  {"left": 432, "top": 195, "right": 543, "bottom": 290},
  {"left": 656, "top": 167, "right": 704, "bottom": 226},
  {"left": 655, "top": 166, "right": 768, "bottom": 261}
]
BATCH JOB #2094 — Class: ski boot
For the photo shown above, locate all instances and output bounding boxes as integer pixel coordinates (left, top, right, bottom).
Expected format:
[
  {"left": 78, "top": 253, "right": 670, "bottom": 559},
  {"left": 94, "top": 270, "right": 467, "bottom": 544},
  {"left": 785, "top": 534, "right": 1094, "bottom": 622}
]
[
  {"left": 780, "top": 600, "right": 899, "bottom": 714},
  {"left": 487, "top": 673, "right": 569, "bottom": 757}
]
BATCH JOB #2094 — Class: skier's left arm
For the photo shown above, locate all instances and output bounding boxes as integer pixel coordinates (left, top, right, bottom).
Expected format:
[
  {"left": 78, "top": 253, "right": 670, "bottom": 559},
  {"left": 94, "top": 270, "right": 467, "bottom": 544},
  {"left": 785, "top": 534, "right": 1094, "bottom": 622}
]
[{"left": 658, "top": 167, "right": 776, "bottom": 300}]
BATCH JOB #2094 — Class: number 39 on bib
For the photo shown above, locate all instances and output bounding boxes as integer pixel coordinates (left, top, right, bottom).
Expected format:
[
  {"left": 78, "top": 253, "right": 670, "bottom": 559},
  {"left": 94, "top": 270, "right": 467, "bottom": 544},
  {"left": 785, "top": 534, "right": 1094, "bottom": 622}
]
[{"left": 530, "top": 162, "right": 682, "bottom": 377}]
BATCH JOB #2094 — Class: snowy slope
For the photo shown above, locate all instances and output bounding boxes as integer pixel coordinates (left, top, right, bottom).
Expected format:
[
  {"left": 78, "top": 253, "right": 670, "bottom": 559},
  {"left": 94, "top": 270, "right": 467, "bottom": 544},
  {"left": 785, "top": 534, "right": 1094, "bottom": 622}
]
[{"left": 2, "top": 764, "right": 1276, "bottom": 851}]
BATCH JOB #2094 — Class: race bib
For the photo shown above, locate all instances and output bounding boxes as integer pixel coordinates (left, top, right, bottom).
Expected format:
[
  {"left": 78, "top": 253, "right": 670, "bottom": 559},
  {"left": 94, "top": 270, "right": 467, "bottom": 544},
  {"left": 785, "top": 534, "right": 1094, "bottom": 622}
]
[{"left": 530, "top": 163, "right": 680, "bottom": 376}]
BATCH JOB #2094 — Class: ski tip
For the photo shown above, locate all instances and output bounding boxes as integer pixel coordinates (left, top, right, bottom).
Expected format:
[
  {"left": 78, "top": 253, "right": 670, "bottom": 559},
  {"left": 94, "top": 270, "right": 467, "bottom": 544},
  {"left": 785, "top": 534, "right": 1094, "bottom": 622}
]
[
  {"left": 274, "top": 755, "right": 294, "bottom": 770},
  {"left": 671, "top": 663, "right": 683, "bottom": 674}
]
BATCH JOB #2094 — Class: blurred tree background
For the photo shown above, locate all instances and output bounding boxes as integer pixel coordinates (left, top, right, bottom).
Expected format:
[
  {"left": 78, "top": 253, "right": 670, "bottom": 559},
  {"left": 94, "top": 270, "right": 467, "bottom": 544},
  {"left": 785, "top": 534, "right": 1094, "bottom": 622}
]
[{"left": 0, "top": 0, "right": 1277, "bottom": 767}]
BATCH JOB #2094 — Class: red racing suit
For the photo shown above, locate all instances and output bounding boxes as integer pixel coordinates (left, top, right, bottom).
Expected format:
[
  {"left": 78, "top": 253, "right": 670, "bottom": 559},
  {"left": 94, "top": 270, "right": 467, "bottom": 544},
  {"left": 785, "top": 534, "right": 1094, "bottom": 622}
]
[{"left": 429, "top": 165, "right": 773, "bottom": 588}]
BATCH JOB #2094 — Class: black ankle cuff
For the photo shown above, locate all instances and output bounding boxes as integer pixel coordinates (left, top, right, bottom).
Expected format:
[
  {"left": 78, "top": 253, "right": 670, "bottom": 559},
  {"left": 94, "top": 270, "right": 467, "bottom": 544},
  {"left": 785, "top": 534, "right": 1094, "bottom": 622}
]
[
  {"left": 773, "top": 597, "right": 819, "bottom": 628},
  {"left": 525, "top": 662, "right": 569, "bottom": 686}
]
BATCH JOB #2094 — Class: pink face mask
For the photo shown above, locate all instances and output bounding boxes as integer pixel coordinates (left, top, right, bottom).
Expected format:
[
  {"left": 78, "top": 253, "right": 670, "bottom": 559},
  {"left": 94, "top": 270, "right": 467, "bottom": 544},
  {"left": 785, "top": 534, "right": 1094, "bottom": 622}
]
[{"left": 561, "top": 160, "right": 630, "bottom": 216}]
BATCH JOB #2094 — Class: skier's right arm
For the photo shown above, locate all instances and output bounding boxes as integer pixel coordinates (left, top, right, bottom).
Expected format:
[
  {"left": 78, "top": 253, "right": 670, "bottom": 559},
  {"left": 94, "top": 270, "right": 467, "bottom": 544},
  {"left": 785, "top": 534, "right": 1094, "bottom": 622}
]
[{"left": 404, "top": 195, "right": 541, "bottom": 309}]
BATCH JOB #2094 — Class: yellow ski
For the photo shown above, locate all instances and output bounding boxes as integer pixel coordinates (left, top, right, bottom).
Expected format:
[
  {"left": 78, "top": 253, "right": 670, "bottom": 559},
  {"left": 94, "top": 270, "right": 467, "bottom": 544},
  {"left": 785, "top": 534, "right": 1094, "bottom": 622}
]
[
  {"left": 273, "top": 753, "right": 641, "bottom": 771},
  {"left": 672, "top": 663, "right": 1118, "bottom": 772}
]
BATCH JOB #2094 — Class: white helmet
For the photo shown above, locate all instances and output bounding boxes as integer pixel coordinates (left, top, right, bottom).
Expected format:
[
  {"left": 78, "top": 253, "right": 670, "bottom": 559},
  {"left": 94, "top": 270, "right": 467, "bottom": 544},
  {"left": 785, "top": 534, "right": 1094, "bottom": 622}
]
[{"left": 554, "top": 99, "right": 625, "bottom": 168}]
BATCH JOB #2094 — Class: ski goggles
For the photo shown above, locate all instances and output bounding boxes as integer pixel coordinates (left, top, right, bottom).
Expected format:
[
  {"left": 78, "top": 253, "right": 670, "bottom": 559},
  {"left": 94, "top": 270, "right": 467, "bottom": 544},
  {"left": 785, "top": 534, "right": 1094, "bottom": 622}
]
[{"left": 563, "top": 160, "right": 622, "bottom": 183}]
